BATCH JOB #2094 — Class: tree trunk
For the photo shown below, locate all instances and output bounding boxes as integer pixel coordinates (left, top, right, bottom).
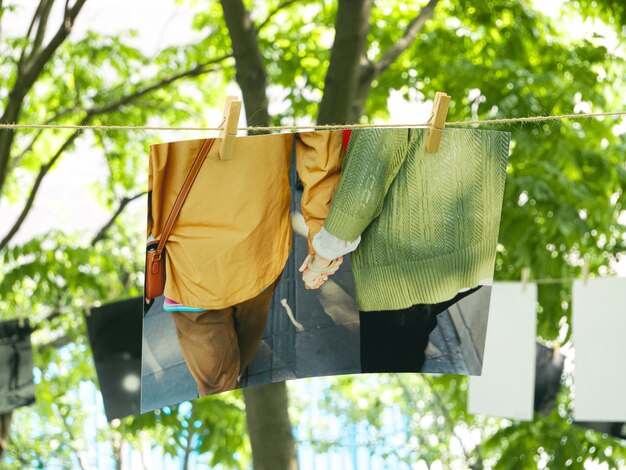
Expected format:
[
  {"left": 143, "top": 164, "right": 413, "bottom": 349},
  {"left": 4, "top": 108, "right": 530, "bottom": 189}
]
[
  {"left": 320, "top": 0, "right": 440, "bottom": 123},
  {"left": 0, "top": 411, "right": 12, "bottom": 463},
  {"left": 243, "top": 384, "right": 298, "bottom": 470},
  {"left": 317, "top": 0, "right": 373, "bottom": 125},
  {"left": 220, "top": 0, "right": 269, "bottom": 131},
  {"left": 351, "top": 65, "right": 376, "bottom": 123},
  {"left": 219, "top": 2, "right": 299, "bottom": 469},
  {"left": 217, "top": 1, "right": 439, "bottom": 468},
  {"left": 112, "top": 430, "right": 122, "bottom": 470},
  {"left": 182, "top": 430, "right": 193, "bottom": 470}
]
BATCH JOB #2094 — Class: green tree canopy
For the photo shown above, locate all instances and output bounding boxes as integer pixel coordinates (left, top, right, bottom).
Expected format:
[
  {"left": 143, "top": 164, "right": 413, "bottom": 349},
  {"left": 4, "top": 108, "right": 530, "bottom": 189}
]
[{"left": 0, "top": 0, "right": 624, "bottom": 468}]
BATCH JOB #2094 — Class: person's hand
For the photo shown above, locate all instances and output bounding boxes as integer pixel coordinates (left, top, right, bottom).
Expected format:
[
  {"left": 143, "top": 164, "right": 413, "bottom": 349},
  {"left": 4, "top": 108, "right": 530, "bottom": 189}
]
[
  {"left": 299, "top": 255, "right": 325, "bottom": 289},
  {"left": 299, "top": 254, "right": 343, "bottom": 290},
  {"left": 302, "top": 267, "right": 326, "bottom": 289}
]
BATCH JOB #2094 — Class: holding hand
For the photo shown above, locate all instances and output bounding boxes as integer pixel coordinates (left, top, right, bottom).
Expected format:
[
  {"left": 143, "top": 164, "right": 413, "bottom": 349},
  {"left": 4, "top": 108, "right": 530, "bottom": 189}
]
[{"left": 299, "top": 254, "right": 343, "bottom": 290}]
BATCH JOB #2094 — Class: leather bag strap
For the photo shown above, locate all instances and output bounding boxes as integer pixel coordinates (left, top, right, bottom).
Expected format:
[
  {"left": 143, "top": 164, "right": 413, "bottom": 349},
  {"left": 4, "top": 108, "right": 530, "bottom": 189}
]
[{"left": 154, "top": 138, "right": 215, "bottom": 258}]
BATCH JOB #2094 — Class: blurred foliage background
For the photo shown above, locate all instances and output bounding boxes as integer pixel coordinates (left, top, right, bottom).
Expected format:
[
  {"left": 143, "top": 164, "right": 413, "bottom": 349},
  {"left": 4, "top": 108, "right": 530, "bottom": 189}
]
[{"left": 0, "top": 0, "right": 625, "bottom": 468}]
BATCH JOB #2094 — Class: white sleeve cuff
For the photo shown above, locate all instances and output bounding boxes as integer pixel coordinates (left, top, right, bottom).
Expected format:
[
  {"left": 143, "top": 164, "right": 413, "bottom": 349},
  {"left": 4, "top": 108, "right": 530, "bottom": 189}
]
[{"left": 312, "top": 227, "right": 361, "bottom": 259}]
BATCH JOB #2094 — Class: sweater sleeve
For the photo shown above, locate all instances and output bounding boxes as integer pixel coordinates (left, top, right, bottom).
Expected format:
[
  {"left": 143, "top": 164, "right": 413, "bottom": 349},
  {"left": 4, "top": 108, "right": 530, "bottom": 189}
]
[
  {"left": 312, "top": 227, "right": 361, "bottom": 259},
  {"left": 295, "top": 130, "right": 344, "bottom": 254},
  {"left": 323, "top": 128, "right": 409, "bottom": 241}
]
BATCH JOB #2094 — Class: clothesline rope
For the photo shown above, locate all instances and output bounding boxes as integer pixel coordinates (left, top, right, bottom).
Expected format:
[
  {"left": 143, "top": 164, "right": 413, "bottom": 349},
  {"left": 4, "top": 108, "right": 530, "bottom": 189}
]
[{"left": 0, "top": 111, "right": 624, "bottom": 132}]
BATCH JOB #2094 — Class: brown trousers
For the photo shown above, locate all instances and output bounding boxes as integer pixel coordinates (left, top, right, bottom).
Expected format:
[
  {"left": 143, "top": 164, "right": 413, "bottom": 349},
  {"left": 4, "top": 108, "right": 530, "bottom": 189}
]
[{"left": 170, "top": 281, "right": 278, "bottom": 397}]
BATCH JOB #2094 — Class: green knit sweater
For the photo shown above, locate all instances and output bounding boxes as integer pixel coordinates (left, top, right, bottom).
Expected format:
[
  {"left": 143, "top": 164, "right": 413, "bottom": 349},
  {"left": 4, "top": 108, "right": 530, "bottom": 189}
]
[{"left": 324, "top": 127, "right": 510, "bottom": 311}]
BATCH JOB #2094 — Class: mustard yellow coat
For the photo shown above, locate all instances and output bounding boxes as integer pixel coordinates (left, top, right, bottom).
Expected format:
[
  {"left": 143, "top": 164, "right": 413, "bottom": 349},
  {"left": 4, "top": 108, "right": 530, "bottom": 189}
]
[{"left": 148, "top": 131, "right": 343, "bottom": 309}]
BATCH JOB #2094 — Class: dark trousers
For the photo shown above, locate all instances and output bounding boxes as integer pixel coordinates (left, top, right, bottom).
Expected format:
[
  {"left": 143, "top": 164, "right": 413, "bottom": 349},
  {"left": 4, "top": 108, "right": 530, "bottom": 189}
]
[{"left": 359, "top": 286, "right": 482, "bottom": 373}]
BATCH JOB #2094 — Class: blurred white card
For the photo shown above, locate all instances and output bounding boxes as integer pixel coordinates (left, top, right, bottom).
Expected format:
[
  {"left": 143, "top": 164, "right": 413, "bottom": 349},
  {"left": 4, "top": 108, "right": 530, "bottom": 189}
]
[
  {"left": 468, "top": 282, "right": 537, "bottom": 420},
  {"left": 573, "top": 277, "right": 626, "bottom": 421}
]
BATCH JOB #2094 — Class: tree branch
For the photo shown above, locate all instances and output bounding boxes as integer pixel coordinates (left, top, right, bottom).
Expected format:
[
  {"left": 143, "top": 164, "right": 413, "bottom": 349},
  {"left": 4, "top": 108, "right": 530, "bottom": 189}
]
[
  {"left": 25, "top": 0, "right": 46, "bottom": 37},
  {"left": 91, "top": 191, "right": 147, "bottom": 245},
  {"left": 87, "top": 56, "right": 230, "bottom": 116},
  {"left": 112, "top": 431, "right": 123, "bottom": 470},
  {"left": 7, "top": 186, "right": 143, "bottom": 338},
  {"left": 42, "top": 332, "right": 73, "bottom": 350},
  {"left": 7, "top": 53, "right": 230, "bottom": 174},
  {"left": 182, "top": 428, "right": 194, "bottom": 470},
  {"left": 0, "top": 1, "right": 5, "bottom": 38},
  {"left": 0, "top": 56, "right": 227, "bottom": 250},
  {"left": 419, "top": 375, "right": 483, "bottom": 470},
  {"left": 33, "top": 310, "right": 63, "bottom": 331},
  {"left": 0, "top": 129, "right": 80, "bottom": 252},
  {"left": 351, "top": 0, "right": 439, "bottom": 121},
  {"left": 17, "top": 0, "right": 49, "bottom": 73},
  {"left": 0, "top": 0, "right": 88, "bottom": 198},
  {"left": 21, "top": 0, "right": 87, "bottom": 83},
  {"left": 28, "top": 0, "right": 56, "bottom": 67},
  {"left": 56, "top": 405, "right": 89, "bottom": 470},
  {"left": 371, "top": 0, "right": 439, "bottom": 77},
  {"left": 255, "top": 0, "right": 299, "bottom": 32},
  {"left": 11, "top": 186, "right": 143, "bottom": 337},
  {"left": 14, "top": 0, "right": 86, "bottom": 99},
  {"left": 7, "top": 106, "right": 81, "bottom": 172}
]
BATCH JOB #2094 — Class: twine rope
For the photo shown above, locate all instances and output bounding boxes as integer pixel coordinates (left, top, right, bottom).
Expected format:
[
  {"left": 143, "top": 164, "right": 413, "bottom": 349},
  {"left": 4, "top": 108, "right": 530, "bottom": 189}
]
[{"left": 0, "top": 111, "right": 624, "bottom": 132}]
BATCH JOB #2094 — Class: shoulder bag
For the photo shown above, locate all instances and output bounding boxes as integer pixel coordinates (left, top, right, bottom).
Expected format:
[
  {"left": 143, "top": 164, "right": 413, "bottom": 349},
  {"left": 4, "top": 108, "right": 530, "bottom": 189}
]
[{"left": 145, "top": 138, "right": 215, "bottom": 301}]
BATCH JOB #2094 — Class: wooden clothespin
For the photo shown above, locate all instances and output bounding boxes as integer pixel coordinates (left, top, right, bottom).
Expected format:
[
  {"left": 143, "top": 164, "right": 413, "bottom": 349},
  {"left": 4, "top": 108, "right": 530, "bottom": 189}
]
[
  {"left": 218, "top": 95, "right": 242, "bottom": 161},
  {"left": 552, "top": 341, "right": 561, "bottom": 362},
  {"left": 582, "top": 259, "right": 589, "bottom": 286},
  {"left": 521, "top": 267, "right": 531, "bottom": 292},
  {"left": 426, "top": 92, "right": 451, "bottom": 153},
  {"left": 17, "top": 310, "right": 25, "bottom": 329}
]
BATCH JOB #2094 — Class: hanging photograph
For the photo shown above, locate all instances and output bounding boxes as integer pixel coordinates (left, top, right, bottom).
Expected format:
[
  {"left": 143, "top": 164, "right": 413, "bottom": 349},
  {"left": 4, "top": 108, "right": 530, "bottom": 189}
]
[
  {"left": 85, "top": 298, "right": 143, "bottom": 421},
  {"left": 0, "top": 319, "right": 35, "bottom": 414},
  {"left": 141, "top": 125, "right": 510, "bottom": 413},
  {"left": 573, "top": 277, "right": 626, "bottom": 422},
  {"left": 468, "top": 282, "right": 537, "bottom": 421}
]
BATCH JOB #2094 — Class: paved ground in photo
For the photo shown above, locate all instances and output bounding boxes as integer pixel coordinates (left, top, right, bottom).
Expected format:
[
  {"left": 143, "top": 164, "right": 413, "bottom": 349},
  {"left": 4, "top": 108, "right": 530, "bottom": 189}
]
[{"left": 140, "top": 250, "right": 481, "bottom": 412}]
